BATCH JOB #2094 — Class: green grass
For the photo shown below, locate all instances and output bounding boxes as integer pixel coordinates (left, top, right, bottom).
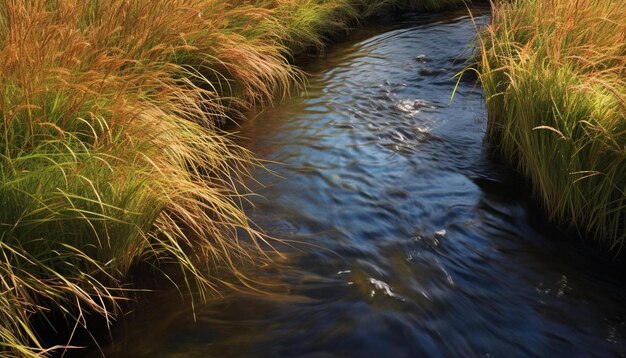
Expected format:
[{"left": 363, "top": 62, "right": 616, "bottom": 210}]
[
  {"left": 476, "top": 0, "right": 626, "bottom": 246},
  {"left": 0, "top": 0, "right": 468, "bottom": 356}
]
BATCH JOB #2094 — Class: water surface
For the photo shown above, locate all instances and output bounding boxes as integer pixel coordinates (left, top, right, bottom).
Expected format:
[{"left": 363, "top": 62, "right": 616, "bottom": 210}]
[{"left": 99, "top": 7, "right": 626, "bottom": 357}]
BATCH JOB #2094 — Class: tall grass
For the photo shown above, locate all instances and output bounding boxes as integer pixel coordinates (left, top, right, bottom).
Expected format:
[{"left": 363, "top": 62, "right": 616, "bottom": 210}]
[
  {"left": 0, "top": 0, "right": 468, "bottom": 356},
  {"left": 0, "top": 1, "right": 271, "bottom": 355},
  {"left": 477, "top": 0, "right": 626, "bottom": 246}
]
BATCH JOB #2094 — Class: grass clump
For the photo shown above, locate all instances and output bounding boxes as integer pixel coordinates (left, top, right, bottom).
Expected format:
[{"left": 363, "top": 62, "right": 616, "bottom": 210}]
[
  {"left": 0, "top": 0, "right": 273, "bottom": 355},
  {"left": 477, "top": 0, "right": 626, "bottom": 246},
  {"left": 0, "top": 0, "right": 469, "bottom": 356}
]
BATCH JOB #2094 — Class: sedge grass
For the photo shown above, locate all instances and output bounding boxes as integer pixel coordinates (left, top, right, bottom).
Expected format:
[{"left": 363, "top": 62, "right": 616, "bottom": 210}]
[{"left": 476, "top": 0, "right": 626, "bottom": 246}]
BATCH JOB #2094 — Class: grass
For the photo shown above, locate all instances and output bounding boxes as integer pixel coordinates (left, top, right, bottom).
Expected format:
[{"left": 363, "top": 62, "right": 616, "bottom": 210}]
[
  {"left": 0, "top": 0, "right": 468, "bottom": 356},
  {"left": 476, "top": 0, "right": 626, "bottom": 247}
]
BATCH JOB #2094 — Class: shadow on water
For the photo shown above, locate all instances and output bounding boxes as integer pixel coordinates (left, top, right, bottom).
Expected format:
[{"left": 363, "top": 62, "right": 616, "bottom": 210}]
[{"left": 92, "top": 6, "right": 626, "bottom": 357}]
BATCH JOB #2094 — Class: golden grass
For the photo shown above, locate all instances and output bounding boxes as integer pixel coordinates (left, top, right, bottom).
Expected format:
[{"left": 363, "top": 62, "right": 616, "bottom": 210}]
[
  {"left": 477, "top": 0, "right": 626, "bottom": 246},
  {"left": 0, "top": 0, "right": 271, "bottom": 355}
]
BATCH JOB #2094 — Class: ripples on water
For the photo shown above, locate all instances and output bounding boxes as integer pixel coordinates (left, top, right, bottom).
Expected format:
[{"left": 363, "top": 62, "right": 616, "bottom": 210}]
[{"left": 98, "top": 7, "right": 626, "bottom": 357}]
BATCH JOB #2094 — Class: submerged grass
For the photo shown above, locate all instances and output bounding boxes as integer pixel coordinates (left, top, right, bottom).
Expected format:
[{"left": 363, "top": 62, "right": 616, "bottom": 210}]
[
  {"left": 0, "top": 0, "right": 467, "bottom": 356},
  {"left": 476, "top": 0, "right": 626, "bottom": 247}
]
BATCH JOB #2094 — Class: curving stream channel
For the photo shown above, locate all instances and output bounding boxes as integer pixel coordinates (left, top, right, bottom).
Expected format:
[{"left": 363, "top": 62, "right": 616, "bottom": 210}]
[{"left": 98, "top": 7, "right": 626, "bottom": 357}]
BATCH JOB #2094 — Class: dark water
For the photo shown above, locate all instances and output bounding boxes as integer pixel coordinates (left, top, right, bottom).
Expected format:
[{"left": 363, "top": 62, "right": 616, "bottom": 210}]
[{"left": 98, "top": 8, "right": 626, "bottom": 357}]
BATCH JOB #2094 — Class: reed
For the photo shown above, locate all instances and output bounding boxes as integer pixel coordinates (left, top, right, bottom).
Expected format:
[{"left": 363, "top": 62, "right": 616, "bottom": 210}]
[
  {"left": 0, "top": 0, "right": 468, "bottom": 356},
  {"left": 476, "top": 0, "right": 626, "bottom": 246}
]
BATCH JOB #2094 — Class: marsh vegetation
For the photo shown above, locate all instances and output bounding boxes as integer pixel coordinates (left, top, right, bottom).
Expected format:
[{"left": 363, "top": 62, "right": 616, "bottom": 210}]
[{"left": 0, "top": 0, "right": 624, "bottom": 356}]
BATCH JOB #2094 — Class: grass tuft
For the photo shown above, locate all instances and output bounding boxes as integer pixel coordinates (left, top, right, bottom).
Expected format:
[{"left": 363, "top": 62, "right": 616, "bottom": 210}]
[{"left": 476, "top": 0, "right": 626, "bottom": 247}]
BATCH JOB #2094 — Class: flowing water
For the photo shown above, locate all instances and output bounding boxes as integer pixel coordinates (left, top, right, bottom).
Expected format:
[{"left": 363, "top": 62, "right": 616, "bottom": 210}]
[{"left": 97, "top": 7, "right": 626, "bottom": 357}]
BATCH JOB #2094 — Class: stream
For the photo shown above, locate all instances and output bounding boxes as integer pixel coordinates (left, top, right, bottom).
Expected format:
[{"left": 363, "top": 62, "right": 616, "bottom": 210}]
[{"left": 97, "top": 7, "right": 626, "bottom": 357}]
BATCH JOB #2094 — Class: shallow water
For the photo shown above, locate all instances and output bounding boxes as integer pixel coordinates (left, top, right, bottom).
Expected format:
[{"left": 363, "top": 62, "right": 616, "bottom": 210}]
[{"left": 97, "top": 7, "right": 626, "bottom": 357}]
